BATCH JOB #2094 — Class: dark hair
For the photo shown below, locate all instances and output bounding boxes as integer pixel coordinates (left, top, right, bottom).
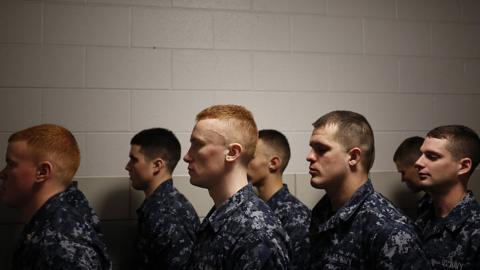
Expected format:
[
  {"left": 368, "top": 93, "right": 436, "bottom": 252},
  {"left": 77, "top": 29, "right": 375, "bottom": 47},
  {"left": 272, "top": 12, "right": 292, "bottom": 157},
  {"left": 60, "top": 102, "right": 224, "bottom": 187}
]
[
  {"left": 427, "top": 125, "right": 480, "bottom": 176},
  {"left": 393, "top": 136, "right": 424, "bottom": 166},
  {"left": 313, "top": 110, "right": 375, "bottom": 173},
  {"left": 259, "top": 129, "right": 291, "bottom": 173},
  {"left": 131, "top": 128, "right": 181, "bottom": 174}
]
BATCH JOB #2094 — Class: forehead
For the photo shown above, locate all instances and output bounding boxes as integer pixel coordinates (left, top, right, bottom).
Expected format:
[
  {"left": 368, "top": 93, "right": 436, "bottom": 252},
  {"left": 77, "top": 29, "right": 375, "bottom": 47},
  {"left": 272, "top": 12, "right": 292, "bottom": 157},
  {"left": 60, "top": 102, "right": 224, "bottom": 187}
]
[
  {"left": 191, "top": 119, "right": 227, "bottom": 144},
  {"left": 310, "top": 125, "right": 338, "bottom": 144},
  {"left": 421, "top": 137, "right": 449, "bottom": 154},
  {"left": 7, "top": 141, "right": 29, "bottom": 157},
  {"left": 129, "top": 144, "right": 143, "bottom": 155}
]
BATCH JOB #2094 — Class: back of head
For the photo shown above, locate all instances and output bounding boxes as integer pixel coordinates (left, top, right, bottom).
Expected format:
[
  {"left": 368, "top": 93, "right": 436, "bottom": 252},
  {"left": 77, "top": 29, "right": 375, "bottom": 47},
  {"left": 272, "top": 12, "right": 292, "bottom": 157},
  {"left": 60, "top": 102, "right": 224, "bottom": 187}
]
[
  {"left": 426, "top": 125, "right": 480, "bottom": 177},
  {"left": 312, "top": 110, "right": 375, "bottom": 173},
  {"left": 9, "top": 124, "right": 80, "bottom": 184},
  {"left": 131, "top": 128, "right": 181, "bottom": 174},
  {"left": 196, "top": 104, "right": 258, "bottom": 165},
  {"left": 393, "top": 136, "right": 424, "bottom": 166},
  {"left": 258, "top": 129, "right": 291, "bottom": 173}
]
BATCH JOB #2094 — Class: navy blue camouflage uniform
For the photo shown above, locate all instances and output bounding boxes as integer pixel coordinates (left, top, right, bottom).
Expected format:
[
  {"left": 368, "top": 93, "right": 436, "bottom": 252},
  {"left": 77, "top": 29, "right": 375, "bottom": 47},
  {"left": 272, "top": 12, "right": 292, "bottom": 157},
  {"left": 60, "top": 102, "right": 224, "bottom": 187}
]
[
  {"left": 266, "top": 184, "right": 310, "bottom": 270},
  {"left": 12, "top": 184, "right": 111, "bottom": 270},
  {"left": 415, "top": 191, "right": 480, "bottom": 269},
  {"left": 133, "top": 179, "right": 200, "bottom": 270},
  {"left": 309, "top": 179, "right": 430, "bottom": 270},
  {"left": 188, "top": 184, "right": 290, "bottom": 270}
]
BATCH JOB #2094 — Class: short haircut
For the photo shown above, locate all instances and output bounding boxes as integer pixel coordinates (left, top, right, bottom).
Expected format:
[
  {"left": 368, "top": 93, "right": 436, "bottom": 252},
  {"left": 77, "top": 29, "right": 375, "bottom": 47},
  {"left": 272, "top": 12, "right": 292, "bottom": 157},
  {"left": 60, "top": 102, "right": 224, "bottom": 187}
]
[
  {"left": 9, "top": 124, "right": 80, "bottom": 183},
  {"left": 259, "top": 129, "right": 291, "bottom": 173},
  {"left": 427, "top": 125, "right": 480, "bottom": 176},
  {"left": 393, "top": 136, "right": 424, "bottom": 166},
  {"left": 196, "top": 104, "right": 258, "bottom": 165},
  {"left": 312, "top": 110, "right": 375, "bottom": 173},
  {"left": 130, "top": 128, "right": 181, "bottom": 174}
]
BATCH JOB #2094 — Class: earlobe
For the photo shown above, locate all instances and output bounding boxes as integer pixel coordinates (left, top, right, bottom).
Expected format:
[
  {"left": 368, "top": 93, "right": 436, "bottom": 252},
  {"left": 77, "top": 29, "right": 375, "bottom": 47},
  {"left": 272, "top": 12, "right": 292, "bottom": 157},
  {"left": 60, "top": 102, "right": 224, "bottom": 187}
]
[
  {"left": 269, "top": 156, "right": 281, "bottom": 172},
  {"left": 348, "top": 148, "right": 362, "bottom": 166},
  {"left": 225, "top": 143, "right": 243, "bottom": 162},
  {"left": 458, "top": 158, "right": 472, "bottom": 176},
  {"left": 36, "top": 161, "right": 53, "bottom": 183}
]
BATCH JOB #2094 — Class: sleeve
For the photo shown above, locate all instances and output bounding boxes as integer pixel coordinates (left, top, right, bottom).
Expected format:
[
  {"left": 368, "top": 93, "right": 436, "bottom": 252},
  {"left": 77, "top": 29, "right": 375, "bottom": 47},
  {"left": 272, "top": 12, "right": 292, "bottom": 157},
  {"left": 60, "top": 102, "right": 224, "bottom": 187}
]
[
  {"left": 231, "top": 234, "right": 290, "bottom": 270},
  {"left": 373, "top": 227, "right": 432, "bottom": 270}
]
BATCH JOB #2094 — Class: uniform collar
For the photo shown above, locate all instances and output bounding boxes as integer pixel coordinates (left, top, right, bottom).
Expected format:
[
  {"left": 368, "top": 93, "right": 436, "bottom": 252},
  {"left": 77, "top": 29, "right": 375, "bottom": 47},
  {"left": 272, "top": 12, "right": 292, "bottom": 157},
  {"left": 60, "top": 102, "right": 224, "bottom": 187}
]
[
  {"left": 266, "top": 184, "right": 289, "bottom": 207},
  {"left": 312, "top": 179, "right": 373, "bottom": 233},
  {"left": 201, "top": 184, "right": 253, "bottom": 233},
  {"left": 137, "top": 179, "right": 174, "bottom": 215}
]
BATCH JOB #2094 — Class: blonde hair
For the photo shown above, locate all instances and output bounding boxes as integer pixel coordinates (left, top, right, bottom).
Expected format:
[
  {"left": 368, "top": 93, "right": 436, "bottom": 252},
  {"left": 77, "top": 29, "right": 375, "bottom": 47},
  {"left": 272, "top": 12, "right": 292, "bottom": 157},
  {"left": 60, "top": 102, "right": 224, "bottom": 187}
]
[
  {"left": 196, "top": 105, "right": 258, "bottom": 165},
  {"left": 9, "top": 124, "right": 80, "bottom": 183}
]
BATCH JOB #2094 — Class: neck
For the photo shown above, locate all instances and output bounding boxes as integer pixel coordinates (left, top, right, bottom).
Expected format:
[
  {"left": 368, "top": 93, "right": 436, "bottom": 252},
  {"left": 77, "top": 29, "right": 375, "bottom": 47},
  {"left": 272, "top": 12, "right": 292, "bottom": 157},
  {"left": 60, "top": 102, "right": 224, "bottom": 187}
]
[
  {"left": 255, "top": 174, "right": 284, "bottom": 202},
  {"left": 326, "top": 173, "right": 368, "bottom": 211},
  {"left": 430, "top": 183, "right": 467, "bottom": 218},
  {"left": 209, "top": 165, "right": 248, "bottom": 208},
  {"left": 21, "top": 182, "right": 67, "bottom": 222},
  {"left": 144, "top": 174, "right": 171, "bottom": 198}
]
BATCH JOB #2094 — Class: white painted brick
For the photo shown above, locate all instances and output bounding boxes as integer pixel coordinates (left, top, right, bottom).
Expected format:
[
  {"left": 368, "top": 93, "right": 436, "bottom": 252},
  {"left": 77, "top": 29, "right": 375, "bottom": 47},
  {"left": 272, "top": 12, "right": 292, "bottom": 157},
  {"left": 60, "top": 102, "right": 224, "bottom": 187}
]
[
  {"left": 291, "top": 92, "right": 435, "bottom": 131},
  {"left": 176, "top": 132, "right": 194, "bottom": 176},
  {"left": 431, "top": 22, "right": 480, "bottom": 57},
  {"left": 0, "top": 2, "right": 41, "bottom": 43},
  {"left": 465, "top": 60, "right": 480, "bottom": 93},
  {"left": 364, "top": 19, "right": 430, "bottom": 56},
  {"left": 132, "top": 8, "right": 213, "bottom": 49},
  {"left": 253, "top": 52, "right": 328, "bottom": 91},
  {"left": 87, "top": 0, "right": 131, "bottom": 4},
  {"left": 86, "top": 47, "right": 171, "bottom": 89},
  {"left": 83, "top": 133, "right": 132, "bottom": 177},
  {"left": 292, "top": 15, "right": 363, "bottom": 53},
  {"left": 399, "top": 57, "right": 464, "bottom": 93},
  {"left": 0, "top": 45, "right": 84, "bottom": 87},
  {"left": 173, "top": 50, "right": 251, "bottom": 90},
  {"left": 433, "top": 94, "right": 480, "bottom": 130},
  {"left": 283, "top": 174, "right": 296, "bottom": 195},
  {"left": 285, "top": 132, "right": 311, "bottom": 174},
  {"left": 397, "top": 0, "right": 461, "bottom": 21},
  {"left": 174, "top": 0, "right": 250, "bottom": 10},
  {"left": 76, "top": 177, "right": 130, "bottom": 219},
  {"left": 214, "top": 12, "right": 289, "bottom": 51},
  {"left": 295, "top": 174, "right": 325, "bottom": 209},
  {"left": 72, "top": 133, "right": 88, "bottom": 177},
  {"left": 131, "top": 90, "right": 214, "bottom": 132},
  {"left": 0, "top": 89, "right": 42, "bottom": 131},
  {"left": 328, "top": 55, "right": 398, "bottom": 92},
  {"left": 461, "top": 0, "right": 480, "bottom": 22},
  {"left": 253, "top": 0, "right": 326, "bottom": 14},
  {"left": 43, "top": 89, "right": 131, "bottom": 132},
  {"left": 173, "top": 176, "right": 212, "bottom": 218},
  {"left": 372, "top": 132, "right": 408, "bottom": 171},
  {"left": 45, "top": 4, "right": 130, "bottom": 46},
  {"left": 326, "top": 0, "right": 396, "bottom": 18},
  {"left": 213, "top": 91, "right": 295, "bottom": 131},
  {"left": 132, "top": 0, "right": 171, "bottom": 7}
]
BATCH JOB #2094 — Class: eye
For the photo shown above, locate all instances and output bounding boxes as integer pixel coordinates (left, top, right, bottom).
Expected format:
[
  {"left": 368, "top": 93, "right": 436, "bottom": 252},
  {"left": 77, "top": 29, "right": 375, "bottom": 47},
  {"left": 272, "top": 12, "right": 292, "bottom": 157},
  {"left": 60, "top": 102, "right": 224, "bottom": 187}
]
[{"left": 425, "top": 153, "right": 439, "bottom": 161}]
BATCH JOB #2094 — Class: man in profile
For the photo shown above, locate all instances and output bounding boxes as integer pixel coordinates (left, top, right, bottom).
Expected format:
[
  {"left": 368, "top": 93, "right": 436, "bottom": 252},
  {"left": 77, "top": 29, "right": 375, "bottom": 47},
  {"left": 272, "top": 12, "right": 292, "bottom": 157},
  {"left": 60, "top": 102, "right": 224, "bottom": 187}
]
[
  {"left": 0, "top": 124, "right": 111, "bottom": 270},
  {"left": 393, "top": 136, "right": 425, "bottom": 194},
  {"left": 307, "top": 111, "right": 430, "bottom": 269},
  {"left": 126, "top": 128, "right": 199, "bottom": 270},
  {"left": 415, "top": 125, "right": 480, "bottom": 269},
  {"left": 184, "top": 104, "right": 290, "bottom": 269},
  {"left": 247, "top": 129, "right": 310, "bottom": 270}
]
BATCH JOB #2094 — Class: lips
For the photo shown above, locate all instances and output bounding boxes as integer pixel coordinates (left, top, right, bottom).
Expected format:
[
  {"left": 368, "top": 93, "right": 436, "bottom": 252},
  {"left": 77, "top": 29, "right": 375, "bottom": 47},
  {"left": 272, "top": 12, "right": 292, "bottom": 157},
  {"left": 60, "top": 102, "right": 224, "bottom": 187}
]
[{"left": 418, "top": 172, "right": 429, "bottom": 180}]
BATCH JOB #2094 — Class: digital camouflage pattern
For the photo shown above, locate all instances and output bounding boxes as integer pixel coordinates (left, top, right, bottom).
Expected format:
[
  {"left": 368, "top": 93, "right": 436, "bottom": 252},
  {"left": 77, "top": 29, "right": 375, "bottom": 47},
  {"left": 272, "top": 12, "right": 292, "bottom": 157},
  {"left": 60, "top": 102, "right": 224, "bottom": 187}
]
[
  {"left": 266, "top": 184, "right": 310, "bottom": 270},
  {"left": 12, "top": 184, "right": 111, "bottom": 270},
  {"left": 133, "top": 179, "right": 200, "bottom": 270},
  {"left": 415, "top": 191, "right": 480, "bottom": 270},
  {"left": 310, "top": 180, "right": 430, "bottom": 270},
  {"left": 188, "top": 184, "right": 290, "bottom": 270}
]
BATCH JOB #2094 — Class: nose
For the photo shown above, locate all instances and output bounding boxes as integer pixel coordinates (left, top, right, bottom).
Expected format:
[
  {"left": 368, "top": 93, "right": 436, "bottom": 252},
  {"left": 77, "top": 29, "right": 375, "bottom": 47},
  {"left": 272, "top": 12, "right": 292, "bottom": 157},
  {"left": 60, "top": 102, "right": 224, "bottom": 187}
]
[
  {"left": 125, "top": 161, "right": 131, "bottom": 172},
  {"left": 306, "top": 149, "right": 315, "bottom": 162},
  {"left": 414, "top": 155, "right": 425, "bottom": 171},
  {"left": 183, "top": 152, "right": 191, "bottom": 163}
]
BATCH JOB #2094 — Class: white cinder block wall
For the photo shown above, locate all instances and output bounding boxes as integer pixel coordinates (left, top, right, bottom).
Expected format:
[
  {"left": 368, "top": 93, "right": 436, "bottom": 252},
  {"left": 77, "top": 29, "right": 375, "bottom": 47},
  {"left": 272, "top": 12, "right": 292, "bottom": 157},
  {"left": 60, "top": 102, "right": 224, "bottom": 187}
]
[{"left": 1, "top": 0, "right": 480, "bottom": 269}]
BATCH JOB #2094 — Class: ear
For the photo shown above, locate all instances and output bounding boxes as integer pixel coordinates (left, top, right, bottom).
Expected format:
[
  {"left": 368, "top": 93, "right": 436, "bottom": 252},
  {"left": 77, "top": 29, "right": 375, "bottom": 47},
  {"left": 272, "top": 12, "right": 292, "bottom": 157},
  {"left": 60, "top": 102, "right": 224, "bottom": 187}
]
[
  {"left": 152, "top": 158, "right": 165, "bottom": 175},
  {"left": 457, "top": 157, "right": 472, "bottom": 177},
  {"left": 36, "top": 161, "right": 53, "bottom": 183},
  {"left": 347, "top": 147, "right": 362, "bottom": 167},
  {"left": 225, "top": 143, "right": 243, "bottom": 162},
  {"left": 268, "top": 156, "right": 281, "bottom": 173}
]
